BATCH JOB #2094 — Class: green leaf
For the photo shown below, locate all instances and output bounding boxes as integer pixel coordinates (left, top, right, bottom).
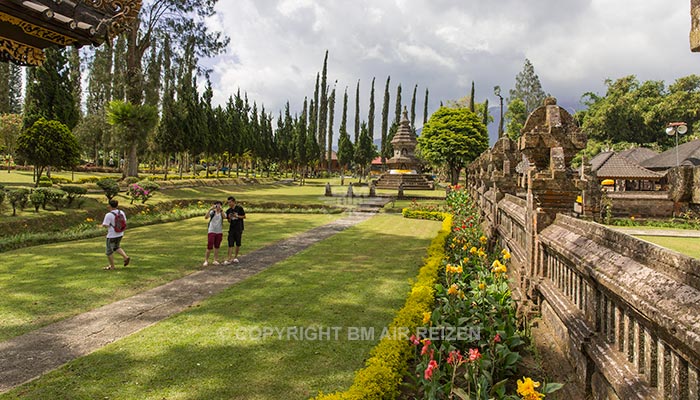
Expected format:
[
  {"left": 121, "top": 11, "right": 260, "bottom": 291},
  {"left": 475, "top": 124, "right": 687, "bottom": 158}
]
[
  {"left": 452, "top": 387, "right": 470, "bottom": 400},
  {"left": 543, "top": 382, "right": 565, "bottom": 394}
]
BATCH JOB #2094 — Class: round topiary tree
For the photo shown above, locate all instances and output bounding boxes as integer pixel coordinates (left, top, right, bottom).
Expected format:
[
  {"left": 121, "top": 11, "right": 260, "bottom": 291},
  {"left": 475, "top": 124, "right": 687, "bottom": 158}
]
[
  {"left": 16, "top": 118, "right": 81, "bottom": 186},
  {"left": 97, "top": 178, "right": 119, "bottom": 200}
]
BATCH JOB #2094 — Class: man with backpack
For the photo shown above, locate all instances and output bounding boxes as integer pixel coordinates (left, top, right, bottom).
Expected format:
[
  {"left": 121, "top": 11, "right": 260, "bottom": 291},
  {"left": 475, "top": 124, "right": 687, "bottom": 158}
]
[{"left": 101, "top": 199, "right": 130, "bottom": 270}]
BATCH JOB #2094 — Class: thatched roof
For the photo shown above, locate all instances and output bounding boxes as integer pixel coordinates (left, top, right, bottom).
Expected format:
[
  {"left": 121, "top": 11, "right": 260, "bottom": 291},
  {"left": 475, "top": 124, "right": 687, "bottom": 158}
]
[
  {"left": 596, "top": 153, "right": 663, "bottom": 180},
  {"left": 618, "top": 147, "right": 658, "bottom": 164}
]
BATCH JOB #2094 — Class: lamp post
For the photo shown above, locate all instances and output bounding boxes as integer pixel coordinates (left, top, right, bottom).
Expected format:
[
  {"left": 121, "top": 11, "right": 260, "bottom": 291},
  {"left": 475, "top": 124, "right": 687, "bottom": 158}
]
[
  {"left": 494, "top": 86, "right": 504, "bottom": 138},
  {"left": 665, "top": 122, "right": 688, "bottom": 167}
]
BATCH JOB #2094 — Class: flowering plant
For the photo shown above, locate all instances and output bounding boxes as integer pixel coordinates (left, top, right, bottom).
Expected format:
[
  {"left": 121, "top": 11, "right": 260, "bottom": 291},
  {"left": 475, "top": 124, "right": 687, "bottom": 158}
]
[{"left": 127, "top": 180, "right": 159, "bottom": 204}]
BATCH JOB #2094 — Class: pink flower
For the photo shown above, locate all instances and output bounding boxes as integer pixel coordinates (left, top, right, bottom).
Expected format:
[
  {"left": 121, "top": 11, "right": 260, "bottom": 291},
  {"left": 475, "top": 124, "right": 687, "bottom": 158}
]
[
  {"left": 494, "top": 333, "right": 501, "bottom": 343},
  {"left": 420, "top": 339, "right": 432, "bottom": 356},
  {"left": 424, "top": 359, "right": 438, "bottom": 380},
  {"left": 409, "top": 335, "right": 420, "bottom": 346},
  {"left": 468, "top": 348, "right": 481, "bottom": 362}
]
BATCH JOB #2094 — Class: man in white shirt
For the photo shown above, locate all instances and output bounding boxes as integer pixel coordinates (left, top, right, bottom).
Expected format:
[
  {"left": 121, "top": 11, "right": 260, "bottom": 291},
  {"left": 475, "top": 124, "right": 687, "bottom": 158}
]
[{"left": 101, "top": 199, "right": 130, "bottom": 270}]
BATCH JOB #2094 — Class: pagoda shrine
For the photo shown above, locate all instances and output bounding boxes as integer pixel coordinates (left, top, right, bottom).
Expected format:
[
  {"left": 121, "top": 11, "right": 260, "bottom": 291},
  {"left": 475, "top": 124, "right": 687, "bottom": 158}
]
[
  {"left": 373, "top": 108, "right": 434, "bottom": 190},
  {"left": 0, "top": 0, "right": 140, "bottom": 66}
]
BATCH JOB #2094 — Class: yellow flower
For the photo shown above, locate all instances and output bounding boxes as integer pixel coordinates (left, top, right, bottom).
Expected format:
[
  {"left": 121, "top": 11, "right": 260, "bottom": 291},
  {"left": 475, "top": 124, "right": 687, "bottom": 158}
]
[
  {"left": 450, "top": 243, "right": 456, "bottom": 249},
  {"left": 469, "top": 246, "right": 477, "bottom": 255},
  {"left": 517, "top": 377, "right": 544, "bottom": 400},
  {"left": 422, "top": 312, "right": 431, "bottom": 324},
  {"left": 85, "top": 217, "right": 94, "bottom": 223},
  {"left": 447, "top": 284, "right": 459, "bottom": 295},
  {"left": 477, "top": 249, "right": 486, "bottom": 258},
  {"left": 463, "top": 258, "right": 469, "bottom": 264},
  {"left": 462, "top": 245, "right": 468, "bottom": 251},
  {"left": 502, "top": 250, "right": 511, "bottom": 260},
  {"left": 454, "top": 265, "right": 463, "bottom": 274},
  {"left": 479, "top": 235, "right": 487, "bottom": 244},
  {"left": 492, "top": 260, "right": 507, "bottom": 274},
  {"left": 478, "top": 282, "right": 486, "bottom": 290}
]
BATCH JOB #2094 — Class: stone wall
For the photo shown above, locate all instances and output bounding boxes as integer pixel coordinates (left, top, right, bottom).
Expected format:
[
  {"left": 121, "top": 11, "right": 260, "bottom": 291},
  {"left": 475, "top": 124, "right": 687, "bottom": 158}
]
[{"left": 467, "top": 98, "right": 700, "bottom": 399}]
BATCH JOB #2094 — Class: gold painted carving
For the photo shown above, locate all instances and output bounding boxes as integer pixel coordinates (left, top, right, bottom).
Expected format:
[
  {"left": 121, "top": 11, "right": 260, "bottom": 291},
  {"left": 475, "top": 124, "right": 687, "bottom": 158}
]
[
  {"left": 692, "top": 0, "right": 700, "bottom": 51},
  {"left": 0, "top": 12, "right": 76, "bottom": 46},
  {"left": 0, "top": 37, "right": 45, "bottom": 66},
  {"left": 85, "top": 0, "right": 142, "bottom": 38}
]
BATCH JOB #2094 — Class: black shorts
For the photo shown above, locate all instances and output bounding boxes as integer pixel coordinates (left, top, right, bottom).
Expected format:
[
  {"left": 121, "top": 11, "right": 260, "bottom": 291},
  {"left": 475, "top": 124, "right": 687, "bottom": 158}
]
[
  {"left": 228, "top": 230, "right": 242, "bottom": 247},
  {"left": 105, "top": 237, "right": 122, "bottom": 255}
]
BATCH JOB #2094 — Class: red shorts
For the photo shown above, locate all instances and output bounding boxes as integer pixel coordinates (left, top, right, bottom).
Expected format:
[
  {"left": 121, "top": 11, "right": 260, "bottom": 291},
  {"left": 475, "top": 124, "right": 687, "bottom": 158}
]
[{"left": 207, "top": 232, "right": 223, "bottom": 250}]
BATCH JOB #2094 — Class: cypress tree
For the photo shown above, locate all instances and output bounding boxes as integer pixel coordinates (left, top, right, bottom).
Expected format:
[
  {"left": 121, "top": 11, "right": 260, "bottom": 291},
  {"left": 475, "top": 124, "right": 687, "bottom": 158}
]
[
  {"left": 410, "top": 84, "right": 417, "bottom": 128},
  {"left": 483, "top": 98, "right": 489, "bottom": 126},
  {"left": 24, "top": 48, "right": 79, "bottom": 130},
  {"left": 354, "top": 79, "right": 360, "bottom": 144},
  {"left": 337, "top": 87, "right": 353, "bottom": 172},
  {"left": 311, "top": 72, "right": 319, "bottom": 144},
  {"left": 69, "top": 47, "right": 82, "bottom": 121},
  {"left": 386, "top": 84, "right": 402, "bottom": 146},
  {"left": 318, "top": 50, "right": 328, "bottom": 164},
  {"left": 423, "top": 88, "right": 429, "bottom": 126},
  {"left": 367, "top": 77, "right": 375, "bottom": 147},
  {"left": 9, "top": 63, "right": 22, "bottom": 113},
  {"left": 469, "top": 81, "right": 475, "bottom": 113},
  {"left": 327, "top": 84, "right": 336, "bottom": 174},
  {"left": 381, "top": 76, "right": 390, "bottom": 163},
  {"left": 0, "top": 63, "right": 10, "bottom": 114}
]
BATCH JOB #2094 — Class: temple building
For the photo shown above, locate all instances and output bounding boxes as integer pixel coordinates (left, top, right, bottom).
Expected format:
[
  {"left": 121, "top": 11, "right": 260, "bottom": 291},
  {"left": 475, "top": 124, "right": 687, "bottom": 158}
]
[{"left": 0, "top": 0, "right": 140, "bottom": 66}]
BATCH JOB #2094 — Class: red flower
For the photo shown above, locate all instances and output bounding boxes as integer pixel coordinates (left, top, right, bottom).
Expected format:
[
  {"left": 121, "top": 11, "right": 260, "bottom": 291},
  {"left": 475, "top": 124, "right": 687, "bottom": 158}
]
[
  {"left": 494, "top": 333, "right": 502, "bottom": 343},
  {"left": 424, "top": 359, "right": 438, "bottom": 380},
  {"left": 420, "top": 339, "right": 432, "bottom": 355},
  {"left": 447, "top": 350, "right": 463, "bottom": 366},
  {"left": 468, "top": 348, "right": 482, "bottom": 362},
  {"left": 409, "top": 334, "right": 420, "bottom": 346}
]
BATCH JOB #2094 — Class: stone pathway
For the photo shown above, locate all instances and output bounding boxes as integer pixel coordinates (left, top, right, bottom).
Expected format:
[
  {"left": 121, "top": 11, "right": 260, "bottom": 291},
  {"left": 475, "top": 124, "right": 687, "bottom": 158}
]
[{"left": 0, "top": 212, "right": 372, "bottom": 394}]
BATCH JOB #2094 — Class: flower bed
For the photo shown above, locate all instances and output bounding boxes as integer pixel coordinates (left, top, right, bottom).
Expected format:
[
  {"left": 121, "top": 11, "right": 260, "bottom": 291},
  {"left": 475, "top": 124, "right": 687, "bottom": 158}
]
[{"left": 407, "top": 186, "right": 562, "bottom": 399}]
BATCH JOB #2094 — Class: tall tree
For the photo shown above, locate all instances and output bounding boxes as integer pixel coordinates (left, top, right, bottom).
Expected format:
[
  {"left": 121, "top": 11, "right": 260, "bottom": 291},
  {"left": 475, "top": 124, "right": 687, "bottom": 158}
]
[
  {"left": 310, "top": 72, "right": 319, "bottom": 150},
  {"left": 69, "top": 47, "right": 82, "bottom": 121},
  {"left": 469, "top": 81, "right": 475, "bottom": 113},
  {"left": 106, "top": 100, "right": 158, "bottom": 177},
  {"left": 367, "top": 77, "right": 375, "bottom": 148},
  {"left": 418, "top": 106, "right": 488, "bottom": 185},
  {"left": 381, "top": 76, "right": 391, "bottom": 164},
  {"left": 386, "top": 83, "right": 402, "bottom": 154},
  {"left": 504, "top": 98, "right": 527, "bottom": 141},
  {"left": 24, "top": 48, "right": 79, "bottom": 130},
  {"left": 318, "top": 51, "right": 329, "bottom": 164},
  {"left": 410, "top": 84, "right": 418, "bottom": 128},
  {"left": 144, "top": 39, "right": 162, "bottom": 108},
  {"left": 112, "top": 35, "right": 128, "bottom": 102},
  {"left": 17, "top": 118, "right": 81, "bottom": 184},
  {"left": 337, "top": 87, "right": 353, "bottom": 172},
  {"left": 354, "top": 79, "right": 360, "bottom": 144},
  {"left": 482, "top": 98, "right": 489, "bottom": 127},
  {"left": 354, "top": 122, "right": 377, "bottom": 182},
  {"left": 423, "top": 88, "right": 429, "bottom": 126},
  {"left": 494, "top": 86, "right": 504, "bottom": 138},
  {"left": 509, "top": 58, "right": 547, "bottom": 114},
  {"left": 8, "top": 63, "right": 22, "bottom": 114},
  {"left": 327, "top": 84, "right": 336, "bottom": 174},
  {"left": 0, "top": 63, "right": 9, "bottom": 113}
]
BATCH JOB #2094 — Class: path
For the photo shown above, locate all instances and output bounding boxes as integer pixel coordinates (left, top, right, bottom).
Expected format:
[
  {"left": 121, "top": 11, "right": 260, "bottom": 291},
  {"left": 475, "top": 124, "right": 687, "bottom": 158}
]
[
  {"left": 611, "top": 226, "right": 700, "bottom": 237},
  {"left": 0, "top": 212, "right": 373, "bottom": 394}
]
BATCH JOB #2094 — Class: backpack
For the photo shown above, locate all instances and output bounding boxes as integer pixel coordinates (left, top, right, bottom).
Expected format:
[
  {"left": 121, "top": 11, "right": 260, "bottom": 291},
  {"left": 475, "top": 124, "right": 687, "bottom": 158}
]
[{"left": 112, "top": 210, "right": 127, "bottom": 233}]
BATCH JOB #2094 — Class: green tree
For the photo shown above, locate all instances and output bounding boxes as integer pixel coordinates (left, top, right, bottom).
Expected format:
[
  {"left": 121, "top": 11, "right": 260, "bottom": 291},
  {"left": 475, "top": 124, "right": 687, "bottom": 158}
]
[
  {"left": 327, "top": 85, "right": 336, "bottom": 174},
  {"left": 0, "top": 62, "right": 9, "bottom": 114},
  {"left": 386, "top": 83, "right": 402, "bottom": 157},
  {"left": 423, "top": 88, "right": 429, "bottom": 126},
  {"left": 418, "top": 106, "right": 488, "bottom": 184},
  {"left": 354, "top": 79, "right": 360, "bottom": 144},
  {"left": 24, "top": 48, "right": 79, "bottom": 130},
  {"left": 318, "top": 51, "right": 329, "bottom": 164},
  {"left": 367, "top": 77, "right": 375, "bottom": 151},
  {"left": 410, "top": 84, "right": 418, "bottom": 128},
  {"left": 509, "top": 58, "right": 547, "bottom": 114},
  {"left": 505, "top": 98, "right": 527, "bottom": 141},
  {"left": 469, "top": 81, "right": 475, "bottom": 113},
  {"left": 380, "top": 76, "right": 391, "bottom": 164},
  {"left": 354, "top": 121, "right": 377, "bottom": 182},
  {"left": 17, "top": 118, "right": 81, "bottom": 184},
  {"left": 337, "top": 88, "right": 353, "bottom": 172},
  {"left": 106, "top": 100, "right": 158, "bottom": 177},
  {"left": 0, "top": 113, "right": 22, "bottom": 162},
  {"left": 69, "top": 47, "right": 82, "bottom": 122}
]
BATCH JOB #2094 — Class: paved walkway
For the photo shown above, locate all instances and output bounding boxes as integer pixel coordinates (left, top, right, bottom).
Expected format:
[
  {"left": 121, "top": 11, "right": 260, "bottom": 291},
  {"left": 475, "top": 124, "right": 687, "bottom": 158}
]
[
  {"left": 0, "top": 212, "right": 373, "bottom": 394},
  {"left": 611, "top": 226, "right": 700, "bottom": 237}
]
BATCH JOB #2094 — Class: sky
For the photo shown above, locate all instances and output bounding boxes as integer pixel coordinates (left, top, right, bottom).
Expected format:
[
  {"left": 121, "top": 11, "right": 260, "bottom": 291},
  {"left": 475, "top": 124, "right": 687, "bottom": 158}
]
[{"left": 203, "top": 0, "right": 700, "bottom": 144}]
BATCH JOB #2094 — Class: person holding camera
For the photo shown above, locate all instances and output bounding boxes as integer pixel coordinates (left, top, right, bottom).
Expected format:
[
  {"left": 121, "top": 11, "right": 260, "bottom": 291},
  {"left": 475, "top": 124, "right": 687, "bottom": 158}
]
[
  {"left": 224, "top": 196, "right": 246, "bottom": 264},
  {"left": 203, "top": 200, "right": 225, "bottom": 267}
]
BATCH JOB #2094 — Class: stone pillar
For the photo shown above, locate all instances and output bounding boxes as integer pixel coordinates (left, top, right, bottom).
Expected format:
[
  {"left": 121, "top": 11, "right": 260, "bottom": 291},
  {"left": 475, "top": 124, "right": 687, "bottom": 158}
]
[
  {"left": 369, "top": 181, "right": 376, "bottom": 197},
  {"left": 325, "top": 182, "right": 332, "bottom": 197},
  {"left": 346, "top": 184, "right": 354, "bottom": 198}
]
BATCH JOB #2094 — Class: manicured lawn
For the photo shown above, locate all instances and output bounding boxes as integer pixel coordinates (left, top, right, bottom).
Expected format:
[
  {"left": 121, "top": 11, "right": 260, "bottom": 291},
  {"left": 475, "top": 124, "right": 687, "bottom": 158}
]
[
  {"left": 0, "top": 214, "right": 442, "bottom": 400},
  {"left": 0, "top": 170, "right": 120, "bottom": 186},
  {"left": 633, "top": 235, "right": 700, "bottom": 259},
  {"left": 0, "top": 213, "right": 341, "bottom": 341}
]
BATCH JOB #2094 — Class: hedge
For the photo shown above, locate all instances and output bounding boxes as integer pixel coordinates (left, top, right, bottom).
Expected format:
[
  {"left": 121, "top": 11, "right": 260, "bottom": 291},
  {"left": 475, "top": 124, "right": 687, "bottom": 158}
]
[
  {"left": 401, "top": 208, "right": 447, "bottom": 221},
  {"left": 313, "top": 214, "right": 452, "bottom": 400}
]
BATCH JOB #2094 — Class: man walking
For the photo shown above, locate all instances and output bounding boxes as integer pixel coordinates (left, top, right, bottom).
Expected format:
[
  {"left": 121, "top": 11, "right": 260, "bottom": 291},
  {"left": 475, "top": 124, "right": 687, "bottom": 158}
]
[
  {"left": 224, "top": 196, "right": 246, "bottom": 264},
  {"left": 101, "top": 199, "right": 130, "bottom": 270}
]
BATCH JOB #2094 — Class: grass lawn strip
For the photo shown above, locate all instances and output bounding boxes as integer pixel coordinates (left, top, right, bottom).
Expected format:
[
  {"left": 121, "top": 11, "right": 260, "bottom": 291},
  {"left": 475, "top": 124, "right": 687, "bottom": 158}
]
[
  {"left": 0, "top": 213, "right": 342, "bottom": 342},
  {"left": 631, "top": 235, "right": 700, "bottom": 259},
  {"left": 0, "top": 214, "right": 442, "bottom": 400}
]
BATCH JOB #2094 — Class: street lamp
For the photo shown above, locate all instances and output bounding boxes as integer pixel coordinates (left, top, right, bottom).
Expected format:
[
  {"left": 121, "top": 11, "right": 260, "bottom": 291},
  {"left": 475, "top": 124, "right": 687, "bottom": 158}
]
[{"left": 665, "top": 122, "right": 688, "bottom": 167}]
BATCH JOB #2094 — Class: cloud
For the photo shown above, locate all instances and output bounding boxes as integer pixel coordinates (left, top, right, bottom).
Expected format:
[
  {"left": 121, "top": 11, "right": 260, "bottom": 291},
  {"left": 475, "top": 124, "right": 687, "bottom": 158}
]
[{"left": 206, "top": 0, "right": 700, "bottom": 142}]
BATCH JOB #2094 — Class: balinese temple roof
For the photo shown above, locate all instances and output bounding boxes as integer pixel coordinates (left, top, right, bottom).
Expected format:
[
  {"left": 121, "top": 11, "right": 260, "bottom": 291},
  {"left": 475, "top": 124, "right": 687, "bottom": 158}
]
[{"left": 0, "top": 0, "right": 140, "bottom": 66}]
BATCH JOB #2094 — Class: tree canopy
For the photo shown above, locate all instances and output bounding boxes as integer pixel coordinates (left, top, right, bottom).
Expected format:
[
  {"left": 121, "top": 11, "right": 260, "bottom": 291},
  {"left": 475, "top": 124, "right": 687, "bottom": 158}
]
[
  {"left": 16, "top": 118, "right": 81, "bottom": 183},
  {"left": 418, "top": 106, "right": 488, "bottom": 184}
]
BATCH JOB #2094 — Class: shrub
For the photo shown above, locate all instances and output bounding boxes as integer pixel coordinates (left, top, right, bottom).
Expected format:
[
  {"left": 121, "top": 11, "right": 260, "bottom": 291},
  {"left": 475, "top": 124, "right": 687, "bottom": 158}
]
[
  {"left": 0, "top": 186, "right": 5, "bottom": 214},
  {"left": 37, "top": 176, "right": 53, "bottom": 187},
  {"left": 50, "top": 176, "right": 72, "bottom": 184},
  {"left": 97, "top": 178, "right": 119, "bottom": 200},
  {"left": 29, "top": 190, "right": 44, "bottom": 212},
  {"left": 46, "top": 188, "right": 66, "bottom": 210},
  {"left": 61, "top": 185, "right": 88, "bottom": 207},
  {"left": 123, "top": 176, "right": 139, "bottom": 185},
  {"left": 127, "top": 180, "right": 159, "bottom": 204},
  {"left": 77, "top": 176, "right": 100, "bottom": 184},
  {"left": 402, "top": 209, "right": 447, "bottom": 221},
  {"left": 8, "top": 188, "right": 29, "bottom": 216}
]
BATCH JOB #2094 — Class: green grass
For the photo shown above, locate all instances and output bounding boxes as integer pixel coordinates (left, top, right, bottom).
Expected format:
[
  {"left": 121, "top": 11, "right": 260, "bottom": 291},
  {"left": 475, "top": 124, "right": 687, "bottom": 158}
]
[
  {"left": 0, "top": 213, "right": 341, "bottom": 341},
  {"left": 632, "top": 235, "right": 700, "bottom": 259},
  {"left": 0, "top": 170, "right": 120, "bottom": 186},
  {"left": 0, "top": 214, "right": 442, "bottom": 400}
]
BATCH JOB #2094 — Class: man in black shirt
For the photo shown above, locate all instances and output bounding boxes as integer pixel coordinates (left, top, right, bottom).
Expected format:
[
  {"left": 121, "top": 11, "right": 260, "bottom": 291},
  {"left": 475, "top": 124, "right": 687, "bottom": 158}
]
[{"left": 224, "top": 196, "right": 246, "bottom": 264}]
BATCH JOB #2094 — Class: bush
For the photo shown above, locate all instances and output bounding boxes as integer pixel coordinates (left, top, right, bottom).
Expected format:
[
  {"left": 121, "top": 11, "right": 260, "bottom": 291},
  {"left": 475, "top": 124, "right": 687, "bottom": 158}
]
[
  {"left": 37, "top": 176, "right": 53, "bottom": 187},
  {"left": 127, "top": 180, "right": 160, "bottom": 204},
  {"left": 61, "top": 185, "right": 88, "bottom": 207},
  {"left": 97, "top": 178, "right": 119, "bottom": 200},
  {"left": 0, "top": 186, "right": 5, "bottom": 214},
  {"left": 77, "top": 176, "right": 100, "bottom": 184},
  {"left": 402, "top": 209, "right": 447, "bottom": 221},
  {"left": 8, "top": 188, "right": 29, "bottom": 216},
  {"left": 50, "top": 176, "right": 72, "bottom": 184},
  {"left": 123, "top": 176, "right": 139, "bottom": 185},
  {"left": 46, "top": 188, "right": 66, "bottom": 210},
  {"left": 29, "top": 191, "right": 44, "bottom": 212}
]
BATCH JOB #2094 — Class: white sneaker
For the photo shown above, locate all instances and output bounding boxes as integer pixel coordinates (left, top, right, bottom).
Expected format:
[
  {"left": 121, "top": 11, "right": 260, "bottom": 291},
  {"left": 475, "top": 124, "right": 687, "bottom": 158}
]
[
  {"left": 202, "top": 261, "right": 209, "bottom": 267},
  {"left": 212, "top": 260, "right": 220, "bottom": 265},
  {"left": 233, "top": 258, "right": 239, "bottom": 263},
  {"left": 223, "top": 260, "right": 231, "bottom": 265}
]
